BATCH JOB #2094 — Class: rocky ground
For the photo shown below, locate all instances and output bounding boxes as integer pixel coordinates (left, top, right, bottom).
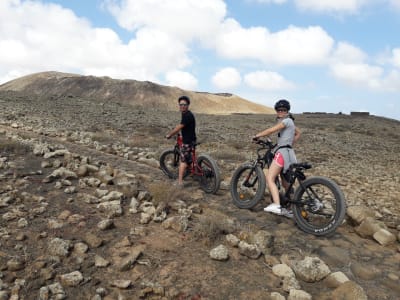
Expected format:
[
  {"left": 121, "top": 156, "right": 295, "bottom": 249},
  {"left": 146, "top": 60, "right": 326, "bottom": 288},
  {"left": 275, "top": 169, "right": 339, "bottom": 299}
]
[{"left": 0, "top": 91, "right": 399, "bottom": 300}]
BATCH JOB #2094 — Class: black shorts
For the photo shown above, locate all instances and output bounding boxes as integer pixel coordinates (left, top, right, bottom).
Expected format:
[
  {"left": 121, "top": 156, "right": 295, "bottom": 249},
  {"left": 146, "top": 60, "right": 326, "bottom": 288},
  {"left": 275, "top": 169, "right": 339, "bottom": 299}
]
[{"left": 180, "top": 144, "right": 193, "bottom": 164}]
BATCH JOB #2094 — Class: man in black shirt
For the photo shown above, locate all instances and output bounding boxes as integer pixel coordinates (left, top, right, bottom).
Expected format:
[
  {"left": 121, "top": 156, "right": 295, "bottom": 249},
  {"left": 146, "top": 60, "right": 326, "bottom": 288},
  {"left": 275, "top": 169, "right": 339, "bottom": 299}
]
[{"left": 165, "top": 95, "right": 196, "bottom": 187}]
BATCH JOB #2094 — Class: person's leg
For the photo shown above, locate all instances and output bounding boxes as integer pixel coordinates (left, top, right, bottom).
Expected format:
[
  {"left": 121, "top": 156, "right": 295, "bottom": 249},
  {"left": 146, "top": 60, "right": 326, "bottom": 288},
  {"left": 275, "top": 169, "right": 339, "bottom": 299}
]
[
  {"left": 263, "top": 168, "right": 269, "bottom": 196},
  {"left": 280, "top": 174, "right": 289, "bottom": 191},
  {"left": 178, "top": 161, "right": 187, "bottom": 185},
  {"left": 178, "top": 144, "right": 191, "bottom": 186},
  {"left": 266, "top": 161, "right": 282, "bottom": 205}
]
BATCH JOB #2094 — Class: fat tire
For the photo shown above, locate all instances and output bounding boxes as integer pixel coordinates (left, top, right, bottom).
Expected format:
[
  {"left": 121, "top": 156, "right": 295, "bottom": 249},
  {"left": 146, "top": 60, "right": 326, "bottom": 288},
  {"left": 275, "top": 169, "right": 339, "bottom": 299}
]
[
  {"left": 292, "top": 176, "right": 346, "bottom": 236},
  {"left": 197, "top": 154, "right": 221, "bottom": 194},
  {"left": 230, "top": 164, "right": 266, "bottom": 209},
  {"left": 159, "top": 149, "right": 189, "bottom": 179}
]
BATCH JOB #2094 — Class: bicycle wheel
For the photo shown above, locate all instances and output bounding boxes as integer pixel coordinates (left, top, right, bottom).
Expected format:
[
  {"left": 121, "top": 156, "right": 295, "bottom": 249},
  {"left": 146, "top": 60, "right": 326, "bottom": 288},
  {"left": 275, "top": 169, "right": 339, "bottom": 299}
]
[
  {"left": 159, "top": 149, "right": 189, "bottom": 179},
  {"left": 197, "top": 154, "right": 221, "bottom": 194},
  {"left": 292, "top": 176, "right": 346, "bottom": 236},
  {"left": 230, "top": 164, "right": 266, "bottom": 209}
]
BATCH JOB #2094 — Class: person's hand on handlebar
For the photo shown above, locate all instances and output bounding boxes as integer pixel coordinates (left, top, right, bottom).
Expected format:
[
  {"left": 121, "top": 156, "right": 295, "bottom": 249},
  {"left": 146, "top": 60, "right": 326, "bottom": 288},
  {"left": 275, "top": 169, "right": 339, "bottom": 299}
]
[
  {"left": 165, "top": 134, "right": 171, "bottom": 139},
  {"left": 252, "top": 136, "right": 273, "bottom": 144},
  {"left": 252, "top": 136, "right": 259, "bottom": 142}
]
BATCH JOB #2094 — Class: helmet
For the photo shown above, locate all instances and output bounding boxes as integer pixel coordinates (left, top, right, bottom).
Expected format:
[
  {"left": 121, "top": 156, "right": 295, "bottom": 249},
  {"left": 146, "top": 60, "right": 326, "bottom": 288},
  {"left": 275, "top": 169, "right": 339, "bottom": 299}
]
[
  {"left": 178, "top": 95, "right": 190, "bottom": 105},
  {"left": 274, "top": 99, "right": 290, "bottom": 111}
]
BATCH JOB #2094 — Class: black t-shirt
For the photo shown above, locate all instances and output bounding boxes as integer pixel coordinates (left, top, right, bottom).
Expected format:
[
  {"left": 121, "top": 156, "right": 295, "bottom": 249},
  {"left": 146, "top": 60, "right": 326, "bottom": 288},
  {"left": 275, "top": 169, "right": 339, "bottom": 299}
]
[{"left": 180, "top": 110, "right": 196, "bottom": 144}]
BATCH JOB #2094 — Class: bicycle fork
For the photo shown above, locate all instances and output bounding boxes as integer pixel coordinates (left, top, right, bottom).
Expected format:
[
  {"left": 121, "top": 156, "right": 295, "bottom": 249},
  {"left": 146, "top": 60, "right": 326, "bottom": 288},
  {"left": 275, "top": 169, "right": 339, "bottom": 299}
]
[{"left": 243, "top": 165, "right": 259, "bottom": 188}]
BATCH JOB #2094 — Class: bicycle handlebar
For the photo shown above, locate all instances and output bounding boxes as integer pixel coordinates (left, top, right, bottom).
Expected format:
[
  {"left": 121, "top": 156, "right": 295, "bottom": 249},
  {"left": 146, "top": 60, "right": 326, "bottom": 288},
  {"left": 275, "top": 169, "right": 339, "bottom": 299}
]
[
  {"left": 252, "top": 137, "right": 275, "bottom": 148},
  {"left": 252, "top": 138, "right": 312, "bottom": 171},
  {"left": 167, "top": 134, "right": 200, "bottom": 147}
]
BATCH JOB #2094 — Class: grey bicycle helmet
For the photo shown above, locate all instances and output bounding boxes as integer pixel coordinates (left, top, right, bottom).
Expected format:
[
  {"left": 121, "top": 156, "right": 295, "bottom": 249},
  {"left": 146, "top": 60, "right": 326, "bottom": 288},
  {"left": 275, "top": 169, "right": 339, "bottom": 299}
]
[
  {"left": 178, "top": 95, "right": 190, "bottom": 105},
  {"left": 274, "top": 99, "right": 290, "bottom": 111}
]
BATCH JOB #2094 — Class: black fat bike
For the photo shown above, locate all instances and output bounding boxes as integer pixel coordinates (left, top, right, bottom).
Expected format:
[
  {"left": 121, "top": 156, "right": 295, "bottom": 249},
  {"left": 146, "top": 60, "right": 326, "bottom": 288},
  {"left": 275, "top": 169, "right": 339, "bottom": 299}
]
[
  {"left": 230, "top": 138, "right": 346, "bottom": 236},
  {"left": 159, "top": 134, "right": 221, "bottom": 194}
]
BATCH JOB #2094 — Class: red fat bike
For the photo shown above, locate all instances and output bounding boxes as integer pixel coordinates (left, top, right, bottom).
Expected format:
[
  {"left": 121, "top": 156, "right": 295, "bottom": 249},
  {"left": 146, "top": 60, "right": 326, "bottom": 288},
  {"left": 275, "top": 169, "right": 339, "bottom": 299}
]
[{"left": 159, "top": 134, "right": 221, "bottom": 194}]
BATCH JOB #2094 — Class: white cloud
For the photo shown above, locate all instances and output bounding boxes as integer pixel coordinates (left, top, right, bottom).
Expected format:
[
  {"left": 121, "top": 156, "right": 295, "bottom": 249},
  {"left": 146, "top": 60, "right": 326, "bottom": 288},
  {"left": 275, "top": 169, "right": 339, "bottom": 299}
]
[
  {"left": 211, "top": 67, "right": 242, "bottom": 90},
  {"left": 216, "top": 19, "right": 334, "bottom": 65},
  {"left": 331, "top": 63, "right": 382, "bottom": 86},
  {"left": 251, "top": 0, "right": 287, "bottom": 3},
  {"left": 0, "top": 0, "right": 192, "bottom": 84},
  {"left": 389, "top": 0, "right": 400, "bottom": 9},
  {"left": 165, "top": 70, "right": 198, "bottom": 90},
  {"left": 332, "top": 42, "right": 367, "bottom": 63},
  {"left": 104, "top": 0, "right": 226, "bottom": 46},
  {"left": 293, "top": 0, "right": 367, "bottom": 13},
  {"left": 329, "top": 43, "right": 400, "bottom": 92},
  {"left": 244, "top": 71, "right": 295, "bottom": 90},
  {"left": 392, "top": 48, "right": 400, "bottom": 68},
  {"left": 329, "top": 62, "right": 400, "bottom": 91},
  {"left": 382, "top": 70, "right": 400, "bottom": 91}
]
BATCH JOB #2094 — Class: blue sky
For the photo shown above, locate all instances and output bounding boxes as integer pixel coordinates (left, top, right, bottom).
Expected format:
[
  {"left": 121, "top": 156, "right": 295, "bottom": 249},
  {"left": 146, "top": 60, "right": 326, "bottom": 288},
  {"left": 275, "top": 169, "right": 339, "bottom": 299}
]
[{"left": 1, "top": 0, "right": 399, "bottom": 120}]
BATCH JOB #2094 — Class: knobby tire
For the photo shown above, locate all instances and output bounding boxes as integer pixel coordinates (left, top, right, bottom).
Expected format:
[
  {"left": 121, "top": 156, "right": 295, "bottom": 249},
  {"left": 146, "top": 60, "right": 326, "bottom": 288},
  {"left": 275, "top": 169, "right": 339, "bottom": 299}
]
[
  {"left": 197, "top": 154, "right": 221, "bottom": 194},
  {"left": 230, "top": 164, "right": 266, "bottom": 209},
  {"left": 159, "top": 149, "right": 189, "bottom": 179},
  {"left": 292, "top": 176, "right": 346, "bottom": 236}
]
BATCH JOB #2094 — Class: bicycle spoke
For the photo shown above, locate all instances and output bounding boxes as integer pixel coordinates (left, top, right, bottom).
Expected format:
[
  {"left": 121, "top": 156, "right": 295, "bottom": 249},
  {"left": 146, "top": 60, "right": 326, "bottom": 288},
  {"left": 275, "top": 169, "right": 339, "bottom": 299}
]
[
  {"left": 197, "top": 154, "right": 220, "bottom": 194},
  {"left": 230, "top": 164, "right": 265, "bottom": 209},
  {"left": 159, "top": 149, "right": 179, "bottom": 179},
  {"left": 293, "top": 177, "right": 345, "bottom": 236}
]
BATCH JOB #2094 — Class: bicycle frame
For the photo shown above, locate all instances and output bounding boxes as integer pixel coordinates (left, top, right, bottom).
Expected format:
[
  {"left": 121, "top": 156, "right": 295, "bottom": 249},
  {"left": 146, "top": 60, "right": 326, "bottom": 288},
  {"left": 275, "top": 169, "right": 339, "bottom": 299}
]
[
  {"left": 231, "top": 138, "right": 346, "bottom": 235},
  {"left": 249, "top": 139, "right": 312, "bottom": 207},
  {"left": 174, "top": 134, "right": 204, "bottom": 177}
]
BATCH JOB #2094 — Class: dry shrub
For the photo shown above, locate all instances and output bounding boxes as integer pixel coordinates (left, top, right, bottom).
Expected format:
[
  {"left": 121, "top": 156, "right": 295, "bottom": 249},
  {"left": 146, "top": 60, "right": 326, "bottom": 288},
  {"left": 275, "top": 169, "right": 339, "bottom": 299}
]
[
  {"left": 147, "top": 181, "right": 186, "bottom": 207},
  {"left": 191, "top": 210, "right": 236, "bottom": 244},
  {"left": 211, "top": 149, "right": 246, "bottom": 162},
  {"left": 0, "top": 138, "right": 31, "bottom": 155},
  {"left": 91, "top": 131, "right": 115, "bottom": 144},
  {"left": 125, "top": 134, "right": 161, "bottom": 149},
  {"left": 199, "top": 142, "right": 246, "bottom": 162},
  {"left": 334, "top": 124, "right": 352, "bottom": 132},
  {"left": 226, "top": 140, "right": 246, "bottom": 150}
]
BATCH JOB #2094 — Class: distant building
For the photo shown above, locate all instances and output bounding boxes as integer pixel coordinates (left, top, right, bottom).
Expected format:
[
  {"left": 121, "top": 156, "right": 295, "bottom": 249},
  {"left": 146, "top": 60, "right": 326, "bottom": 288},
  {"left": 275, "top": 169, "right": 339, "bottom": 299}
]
[{"left": 350, "top": 111, "right": 370, "bottom": 116}]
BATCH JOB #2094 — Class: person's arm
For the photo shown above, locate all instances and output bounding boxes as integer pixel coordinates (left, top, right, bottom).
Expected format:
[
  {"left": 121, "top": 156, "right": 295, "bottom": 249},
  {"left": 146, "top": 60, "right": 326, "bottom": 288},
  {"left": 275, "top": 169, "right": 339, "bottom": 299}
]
[
  {"left": 293, "top": 127, "right": 301, "bottom": 144},
  {"left": 166, "top": 124, "right": 184, "bottom": 139},
  {"left": 253, "top": 122, "right": 285, "bottom": 139}
]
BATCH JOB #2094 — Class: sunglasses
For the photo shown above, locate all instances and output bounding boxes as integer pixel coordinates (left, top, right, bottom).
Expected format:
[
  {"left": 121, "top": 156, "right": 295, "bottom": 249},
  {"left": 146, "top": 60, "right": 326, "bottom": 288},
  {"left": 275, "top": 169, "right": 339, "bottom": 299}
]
[
  {"left": 179, "top": 103, "right": 188, "bottom": 107},
  {"left": 276, "top": 109, "right": 287, "bottom": 112}
]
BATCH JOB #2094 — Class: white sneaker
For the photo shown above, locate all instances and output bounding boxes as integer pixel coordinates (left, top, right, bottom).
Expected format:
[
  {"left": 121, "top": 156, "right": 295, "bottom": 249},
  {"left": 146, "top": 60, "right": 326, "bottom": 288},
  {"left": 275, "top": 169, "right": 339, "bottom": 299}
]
[
  {"left": 263, "top": 203, "right": 282, "bottom": 215},
  {"left": 281, "top": 207, "right": 293, "bottom": 219}
]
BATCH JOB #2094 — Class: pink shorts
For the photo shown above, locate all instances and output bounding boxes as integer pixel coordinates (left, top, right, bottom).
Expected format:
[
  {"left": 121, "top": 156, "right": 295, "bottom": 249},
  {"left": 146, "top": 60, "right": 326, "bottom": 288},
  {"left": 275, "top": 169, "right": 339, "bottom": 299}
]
[{"left": 273, "top": 152, "right": 284, "bottom": 168}]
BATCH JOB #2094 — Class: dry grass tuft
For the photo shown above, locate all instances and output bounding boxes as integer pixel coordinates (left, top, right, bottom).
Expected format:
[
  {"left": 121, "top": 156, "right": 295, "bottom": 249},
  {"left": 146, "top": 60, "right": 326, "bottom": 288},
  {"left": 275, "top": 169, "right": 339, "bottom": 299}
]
[
  {"left": 200, "top": 142, "right": 246, "bottom": 162},
  {"left": 125, "top": 134, "right": 162, "bottom": 149},
  {"left": 147, "top": 181, "right": 186, "bottom": 207},
  {"left": 0, "top": 137, "right": 31, "bottom": 155},
  {"left": 191, "top": 210, "right": 236, "bottom": 245}
]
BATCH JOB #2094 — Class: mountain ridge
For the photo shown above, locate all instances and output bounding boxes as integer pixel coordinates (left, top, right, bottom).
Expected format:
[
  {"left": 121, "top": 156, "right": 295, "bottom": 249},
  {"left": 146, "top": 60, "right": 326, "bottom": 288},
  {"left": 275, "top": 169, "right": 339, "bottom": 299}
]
[{"left": 0, "top": 71, "right": 275, "bottom": 115}]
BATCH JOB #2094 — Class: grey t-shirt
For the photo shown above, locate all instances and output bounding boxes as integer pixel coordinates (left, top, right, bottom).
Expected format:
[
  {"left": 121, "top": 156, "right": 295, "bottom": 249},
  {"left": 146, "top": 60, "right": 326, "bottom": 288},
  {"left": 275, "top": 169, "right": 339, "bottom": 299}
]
[
  {"left": 275, "top": 117, "right": 297, "bottom": 172},
  {"left": 277, "top": 117, "right": 295, "bottom": 146}
]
